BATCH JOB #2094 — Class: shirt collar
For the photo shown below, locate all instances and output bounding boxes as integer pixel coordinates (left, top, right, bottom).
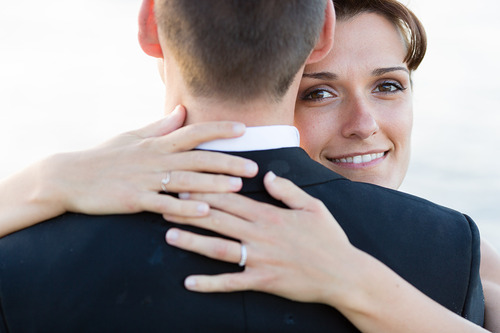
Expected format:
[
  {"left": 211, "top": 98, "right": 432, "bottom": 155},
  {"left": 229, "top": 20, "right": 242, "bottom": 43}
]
[{"left": 196, "top": 125, "right": 300, "bottom": 152}]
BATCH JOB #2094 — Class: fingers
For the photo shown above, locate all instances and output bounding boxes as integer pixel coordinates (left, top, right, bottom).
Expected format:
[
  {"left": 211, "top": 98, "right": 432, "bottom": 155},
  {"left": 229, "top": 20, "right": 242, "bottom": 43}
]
[
  {"left": 166, "top": 229, "right": 257, "bottom": 293},
  {"left": 133, "top": 105, "right": 187, "bottom": 138},
  {"left": 184, "top": 273, "right": 252, "bottom": 293},
  {"left": 181, "top": 192, "right": 285, "bottom": 223},
  {"left": 159, "top": 170, "right": 243, "bottom": 193},
  {"left": 181, "top": 173, "right": 321, "bottom": 220},
  {"left": 130, "top": 106, "right": 249, "bottom": 153},
  {"left": 163, "top": 208, "right": 252, "bottom": 240},
  {"left": 166, "top": 228, "right": 242, "bottom": 264},
  {"left": 165, "top": 151, "right": 258, "bottom": 178},
  {"left": 139, "top": 193, "right": 210, "bottom": 217},
  {"left": 263, "top": 171, "right": 323, "bottom": 211},
  {"left": 158, "top": 121, "right": 246, "bottom": 152}
]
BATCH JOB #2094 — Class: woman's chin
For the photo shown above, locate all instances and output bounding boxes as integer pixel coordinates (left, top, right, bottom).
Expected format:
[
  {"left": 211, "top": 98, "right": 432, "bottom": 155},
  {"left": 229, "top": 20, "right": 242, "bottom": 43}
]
[{"left": 324, "top": 162, "right": 395, "bottom": 189}]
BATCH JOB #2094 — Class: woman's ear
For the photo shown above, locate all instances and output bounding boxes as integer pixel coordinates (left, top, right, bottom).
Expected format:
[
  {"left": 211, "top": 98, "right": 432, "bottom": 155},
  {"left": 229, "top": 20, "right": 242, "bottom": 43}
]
[
  {"left": 305, "top": 0, "right": 335, "bottom": 65},
  {"left": 138, "top": 0, "right": 163, "bottom": 58}
]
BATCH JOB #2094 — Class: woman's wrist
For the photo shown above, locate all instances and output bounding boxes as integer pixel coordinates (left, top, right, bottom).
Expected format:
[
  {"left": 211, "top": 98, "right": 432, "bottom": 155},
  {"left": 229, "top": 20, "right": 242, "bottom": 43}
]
[
  {"left": 322, "top": 246, "right": 383, "bottom": 313},
  {"left": 28, "top": 153, "right": 71, "bottom": 216},
  {"left": 325, "top": 248, "right": 485, "bottom": 333},
  {"left": 318, "top": 245, "right": 410, "bottom": 328},
  {"left": 0, "top": 153, "right": 69, "bottom": 237}
]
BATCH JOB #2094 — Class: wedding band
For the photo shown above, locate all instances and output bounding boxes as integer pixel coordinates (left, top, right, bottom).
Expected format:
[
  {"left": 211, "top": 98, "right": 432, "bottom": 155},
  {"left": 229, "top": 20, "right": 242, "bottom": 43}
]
[
  {"left": 238, "top": 244, "right": 247, "bottom": 267},
  {"left": 161, "top": 172, "right": 171, "bottom": 192}
]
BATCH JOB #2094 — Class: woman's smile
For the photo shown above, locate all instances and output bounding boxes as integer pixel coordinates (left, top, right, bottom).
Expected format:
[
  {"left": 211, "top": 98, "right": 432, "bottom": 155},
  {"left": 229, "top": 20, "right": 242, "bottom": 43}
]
[{"left": 326, "top": 151, "right": 387, "bottom": 169}]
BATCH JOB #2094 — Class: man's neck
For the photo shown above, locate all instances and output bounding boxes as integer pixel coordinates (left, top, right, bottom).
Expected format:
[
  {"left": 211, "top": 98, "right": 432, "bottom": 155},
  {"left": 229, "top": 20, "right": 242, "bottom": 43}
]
[
  {"left": 163, "top": 69, "right": 302, "bottom": 127},
  {"left": 178, "top": 97, "right": 295, "bottom": 127}
]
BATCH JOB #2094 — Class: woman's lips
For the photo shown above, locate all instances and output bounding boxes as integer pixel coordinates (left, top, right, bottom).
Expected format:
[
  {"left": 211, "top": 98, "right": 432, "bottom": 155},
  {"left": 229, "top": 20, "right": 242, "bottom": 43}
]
[{"left": 327, "top": 151, "right": 387, "bottom": 167}]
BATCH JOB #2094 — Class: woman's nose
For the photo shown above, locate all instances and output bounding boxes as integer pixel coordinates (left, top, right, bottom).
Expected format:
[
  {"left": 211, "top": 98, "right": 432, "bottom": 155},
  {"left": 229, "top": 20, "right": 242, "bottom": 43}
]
[{"left": 340, "top": 98, "right": 379, "bottom": 139}]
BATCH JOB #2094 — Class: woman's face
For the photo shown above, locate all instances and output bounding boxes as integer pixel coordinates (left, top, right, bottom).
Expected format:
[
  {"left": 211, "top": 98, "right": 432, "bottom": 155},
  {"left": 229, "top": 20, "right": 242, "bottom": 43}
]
[{"left": 295, "top": 12, "right": 413, "bottom": 189}]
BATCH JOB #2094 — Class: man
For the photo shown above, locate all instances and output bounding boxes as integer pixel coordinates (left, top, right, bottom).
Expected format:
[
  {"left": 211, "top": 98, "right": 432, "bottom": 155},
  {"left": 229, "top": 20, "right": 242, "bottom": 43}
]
[{"left": 0, "top": 0, "right": 483, "bottom": 332}]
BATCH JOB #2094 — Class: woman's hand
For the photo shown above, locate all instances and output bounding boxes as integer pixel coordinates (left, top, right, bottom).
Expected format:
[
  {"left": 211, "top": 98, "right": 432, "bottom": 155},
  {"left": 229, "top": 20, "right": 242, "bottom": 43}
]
[
  {"left": 164, "top": 171, "right": 358, "bottom": 305},
  {"left": 49, "top": 105, "right": 258, "bottom": 216},
  {"left": 164, "top": 172, "right": 489, "bottom": 333},
  {"left": 0, "top": 105, "right": 258, "bottom": 237}
]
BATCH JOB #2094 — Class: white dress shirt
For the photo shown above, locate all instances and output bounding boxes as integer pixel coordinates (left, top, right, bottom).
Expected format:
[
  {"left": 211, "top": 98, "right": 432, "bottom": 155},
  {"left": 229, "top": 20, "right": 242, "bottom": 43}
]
[{"left": 196, "top": 125, "right": 300, "bottom": 152}]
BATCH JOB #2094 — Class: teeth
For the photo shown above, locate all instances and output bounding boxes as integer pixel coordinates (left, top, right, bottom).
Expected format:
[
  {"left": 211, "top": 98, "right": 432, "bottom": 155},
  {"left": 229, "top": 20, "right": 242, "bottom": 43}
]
[
  {"left": 362, "top": 154, "right": 372, "bottom": 162},
  {"left": 333, "top": 152, "right": 384, "bottom": 164}
]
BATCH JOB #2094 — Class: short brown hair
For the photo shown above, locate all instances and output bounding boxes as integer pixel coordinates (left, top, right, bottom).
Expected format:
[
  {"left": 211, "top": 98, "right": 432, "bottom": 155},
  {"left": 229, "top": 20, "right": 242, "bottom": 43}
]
[
  {"left": 333, "top": 0, "right": 426, "bottom": 71},
  {"left": 155, "top": 0, "right": 327, "bottom": 102}
]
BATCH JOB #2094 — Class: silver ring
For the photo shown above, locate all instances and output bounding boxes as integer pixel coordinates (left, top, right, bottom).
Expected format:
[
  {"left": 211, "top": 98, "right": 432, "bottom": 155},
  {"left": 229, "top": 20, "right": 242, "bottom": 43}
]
[
  {"left": 161, "top": 172, "right": 171, "bottom": 192},
  {"left": 238, "top": 244, "right": 247, "bottom": 267}
]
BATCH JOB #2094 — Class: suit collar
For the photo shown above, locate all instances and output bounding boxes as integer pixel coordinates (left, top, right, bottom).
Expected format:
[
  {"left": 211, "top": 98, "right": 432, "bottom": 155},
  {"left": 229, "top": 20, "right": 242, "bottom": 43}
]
[{"left": 226, "top": 147, "right": 346, "bottom": 193}]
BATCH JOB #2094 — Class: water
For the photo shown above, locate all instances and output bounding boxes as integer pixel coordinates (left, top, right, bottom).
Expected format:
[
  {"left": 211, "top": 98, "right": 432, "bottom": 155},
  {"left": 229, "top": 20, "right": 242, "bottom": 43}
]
[
  {"left": 401, "top": 0, "right": 500, "bottom": 248},
  {"left": 0, "top": 0, "right": 499, "bottom": 248}
]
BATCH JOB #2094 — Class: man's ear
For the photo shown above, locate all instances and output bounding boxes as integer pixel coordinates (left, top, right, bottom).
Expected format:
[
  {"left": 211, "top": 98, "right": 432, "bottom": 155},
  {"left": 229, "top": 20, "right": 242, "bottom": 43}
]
[
  {"left": 138, "top": 0, "right": 163, "bottom": 58},
  {"left": 305, "top": 0, "right": 335, "bottom": 65}
]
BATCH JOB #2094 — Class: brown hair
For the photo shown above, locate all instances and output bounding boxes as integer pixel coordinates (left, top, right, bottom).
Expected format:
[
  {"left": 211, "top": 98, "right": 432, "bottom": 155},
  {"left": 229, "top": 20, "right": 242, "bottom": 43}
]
[
  {"left": 155, "top": 0, "right": 327, "bottom": 102},
  {"left": 333, "top": 0, "right": 427, "bottom": 71}
]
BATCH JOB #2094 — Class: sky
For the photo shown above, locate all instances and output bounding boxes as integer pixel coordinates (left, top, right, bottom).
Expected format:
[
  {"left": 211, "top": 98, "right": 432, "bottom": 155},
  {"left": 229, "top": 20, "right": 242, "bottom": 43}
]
[{"left": 0, "top": 0, "right": 499, "bottom": 247}]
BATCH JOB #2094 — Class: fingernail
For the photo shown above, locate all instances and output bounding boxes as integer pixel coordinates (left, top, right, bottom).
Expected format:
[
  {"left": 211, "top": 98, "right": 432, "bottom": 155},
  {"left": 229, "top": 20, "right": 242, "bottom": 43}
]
[
  {"left": 166, "top": 229, "right": 179, "bottom": 242},
  {"left": 185, "top": 277, "right": 196, "bottom": 289},
  {"left": 172, "top": 105, "right": 182, "bottom": 114},
  {"left": 179, "top": 192, "right": 190, "bottom": 200},
  {"left": 233, "top": 123, "right": 245, "bottom": 134},
  {"left": 197, "top": 203, "right": 209, "bottom": 215},
  {"left": 267, "top": 171, "right": 276, "bottom": 182},
  {"left": 230, "top": 177, "right": 242, "bottom": 190},
  {"left": 165, "top": 105, "right": 180, "bottom": 119},
  {"left": 245, "top": 162, "right": 258, "bottom": 176}
]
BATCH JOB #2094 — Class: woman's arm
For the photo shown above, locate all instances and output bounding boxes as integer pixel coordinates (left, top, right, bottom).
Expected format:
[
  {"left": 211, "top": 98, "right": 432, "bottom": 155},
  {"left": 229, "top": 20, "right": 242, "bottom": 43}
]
[
  {"left": 0, "top": 105, "right": 258, "bottom": 237},
  {"left": 481, "top": 239, "right": 500, "bottom": 331},
  {"left": 164, "top": 172, "right": 489, "bottom": 333}
]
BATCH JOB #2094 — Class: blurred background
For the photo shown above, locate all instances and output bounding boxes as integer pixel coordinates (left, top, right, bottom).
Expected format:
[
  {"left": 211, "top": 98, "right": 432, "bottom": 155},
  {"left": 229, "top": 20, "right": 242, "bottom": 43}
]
[{"left": 0, "top": 0, "right": 499, "bottom": 248}]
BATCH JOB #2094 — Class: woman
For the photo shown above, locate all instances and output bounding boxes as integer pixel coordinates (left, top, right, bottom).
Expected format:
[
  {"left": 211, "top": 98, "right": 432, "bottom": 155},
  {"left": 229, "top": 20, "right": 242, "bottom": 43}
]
[
  {"left": 0, "top": 0, "right": 497, "bottom": 331},
  {"left": 163, "top": 1, "right": 500, "bottom": 332}
]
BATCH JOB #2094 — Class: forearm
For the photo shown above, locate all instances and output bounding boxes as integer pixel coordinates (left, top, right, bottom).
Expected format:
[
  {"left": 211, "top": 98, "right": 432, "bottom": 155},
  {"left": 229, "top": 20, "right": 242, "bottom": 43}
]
[
  {"left": 0, "top": 154, "right": 67, "bottom": 237},
  {"left": 166, "top": 178, "right": 488, "bottom": 332},
  {"left": 0, "top": 117, "right": 256, "bottom": 238},
  {"left": 332, "top": 248, "right": 488, "bottom": 333},
  {"left": 483, "top": 280, "right": 500, "bottom": 331},
  {"left": 480, "top": 240, "right": 500, "bottom": 331}
]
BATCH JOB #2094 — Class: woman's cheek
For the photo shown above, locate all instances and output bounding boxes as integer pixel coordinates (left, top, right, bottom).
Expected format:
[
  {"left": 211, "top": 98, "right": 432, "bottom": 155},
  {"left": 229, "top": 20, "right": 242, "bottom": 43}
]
[{"left": 295, "top": 109, "right": 330, "bottom": 159}]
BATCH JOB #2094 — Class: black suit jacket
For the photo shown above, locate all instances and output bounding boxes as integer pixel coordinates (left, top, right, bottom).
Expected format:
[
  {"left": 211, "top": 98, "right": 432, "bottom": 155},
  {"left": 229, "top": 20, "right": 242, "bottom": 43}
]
[{"left": 0, "top": 147, "right": 484, "bottom": 332}]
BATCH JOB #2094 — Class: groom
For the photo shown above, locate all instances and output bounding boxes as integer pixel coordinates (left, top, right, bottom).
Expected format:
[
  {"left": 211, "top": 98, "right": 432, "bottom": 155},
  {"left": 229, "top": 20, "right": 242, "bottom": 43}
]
[{"left": 0, "top": 0, "right": 483, "bottom": 331}]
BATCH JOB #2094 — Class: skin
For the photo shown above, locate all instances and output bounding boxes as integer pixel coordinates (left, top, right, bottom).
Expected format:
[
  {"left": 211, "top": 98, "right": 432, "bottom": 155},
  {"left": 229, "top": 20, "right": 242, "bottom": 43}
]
[
  {"left": 295, "top": 13, "right": 413, "bottom": 189},
  {"left": 166, "top": 176, "right": 488, "bottom": 332},
  {"left": 0, "top": 6, "right": 497, "bottom": 333},
  {"left": 0, "top": 106, "right": 259, "bottom": 237},
  {"left": 165, "top": 13, "right": 499, "bottom": 332},
  {"left": 296, "top": 13, "right": 500, "bottom": 329}
]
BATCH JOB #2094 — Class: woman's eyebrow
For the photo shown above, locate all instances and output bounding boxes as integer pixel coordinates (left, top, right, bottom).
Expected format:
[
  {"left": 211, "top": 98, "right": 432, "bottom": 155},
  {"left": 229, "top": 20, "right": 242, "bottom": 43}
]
[
  {"left": 303, "top": 67, "right": 409, "bottom": 80},
  {"left": 302, "top": 71, "right": 338, "bottom": 80},
  {"left": 372, "top": 66, "right": 409, "bottom": 76}
]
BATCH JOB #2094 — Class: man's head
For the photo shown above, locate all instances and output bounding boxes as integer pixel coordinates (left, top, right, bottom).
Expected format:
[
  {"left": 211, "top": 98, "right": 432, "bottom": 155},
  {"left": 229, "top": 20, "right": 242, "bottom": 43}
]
[{"left": 139, "top": 0, "right": 333, "bottom": 104}]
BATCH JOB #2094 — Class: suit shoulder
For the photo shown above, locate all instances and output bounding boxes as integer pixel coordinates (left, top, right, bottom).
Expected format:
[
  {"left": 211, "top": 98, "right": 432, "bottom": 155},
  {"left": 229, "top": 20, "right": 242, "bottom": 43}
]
[{"left": 308, "top": 178, "right": 476, "bottom": 234}]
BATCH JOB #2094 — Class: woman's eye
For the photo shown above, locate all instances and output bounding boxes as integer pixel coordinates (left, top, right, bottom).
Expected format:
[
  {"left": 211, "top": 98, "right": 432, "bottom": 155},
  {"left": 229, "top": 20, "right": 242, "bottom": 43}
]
[
  {"left": 302, "top": 89, "right": 335, "bottom": 101},
  {"left": 373, "top": 81, "right": 406, "bottom": 93}
]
